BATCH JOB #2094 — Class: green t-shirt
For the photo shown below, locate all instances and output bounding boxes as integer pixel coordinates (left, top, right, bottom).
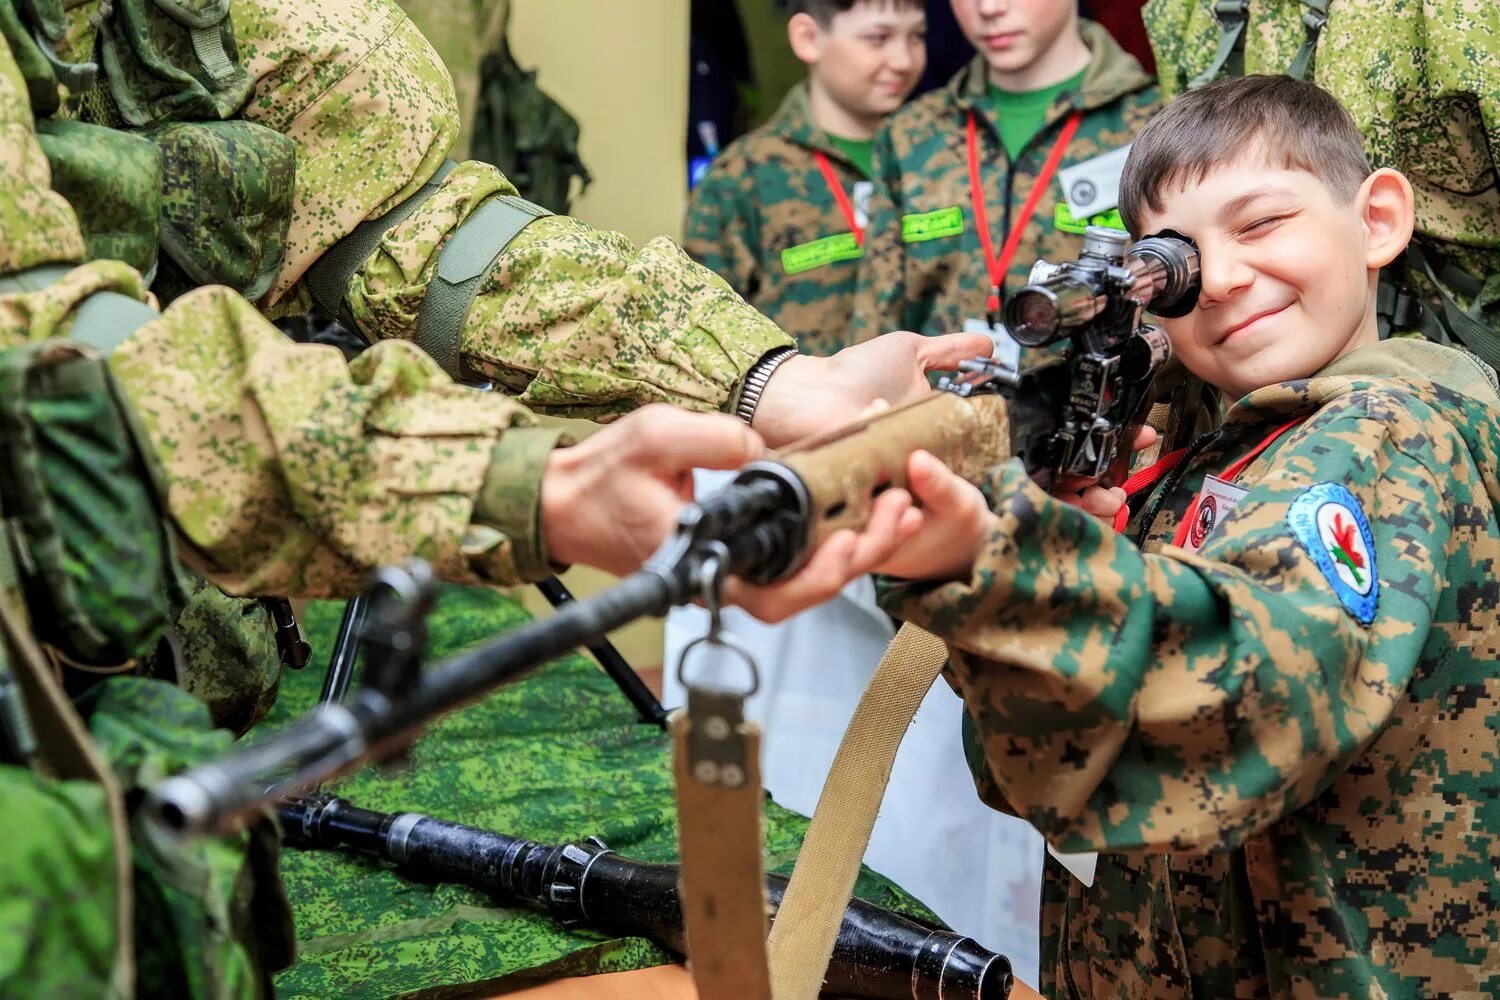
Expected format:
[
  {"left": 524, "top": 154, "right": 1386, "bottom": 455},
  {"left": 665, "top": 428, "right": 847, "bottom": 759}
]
[
  {"left": 990, "top": 69, "right": 1086, "bottom": 160},
  {"left": 826, "top": 133, "right": 875, "bottom": 178}
]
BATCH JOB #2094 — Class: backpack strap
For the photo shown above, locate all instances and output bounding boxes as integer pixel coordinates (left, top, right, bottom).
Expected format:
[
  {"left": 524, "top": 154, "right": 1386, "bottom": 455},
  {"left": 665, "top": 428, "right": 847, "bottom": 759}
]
[
  {"left": 305, "top": 158, "right": 553, "bottom": 384},
  {"left": 1404, "top": 240, "right": 1500, "bottom": 372},
  {"left": 0, "top": 264, "right": 158, "bottom": 355},
  {"left": 1286, "top": 0, "right": 1331, "bottom": 80},
  {"left": 1189, "top": 0, "right": 1251, "bottom": 89}
]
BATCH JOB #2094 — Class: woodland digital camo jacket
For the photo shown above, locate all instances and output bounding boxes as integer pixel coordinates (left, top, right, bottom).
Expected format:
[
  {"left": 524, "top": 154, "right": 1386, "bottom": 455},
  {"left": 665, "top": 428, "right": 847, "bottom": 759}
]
[
  {"left": 1145, "top": 0, "right": 1500, "bottom": 340},
  {"left": 882, "top": 339, "right": 1500, "bottom": 997},
  {"left": 850, "top": 21, "right": 1159, "bottom": 348},
  {"left": 685, "top": 82, "right": 871, "bottom": 356}
]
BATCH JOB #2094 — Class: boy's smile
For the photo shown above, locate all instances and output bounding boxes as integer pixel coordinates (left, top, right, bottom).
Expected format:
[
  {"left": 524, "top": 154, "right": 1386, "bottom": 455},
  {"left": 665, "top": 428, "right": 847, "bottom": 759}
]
[{"left": 1135, "top": 150, "right": 1388, "bottom": 400}]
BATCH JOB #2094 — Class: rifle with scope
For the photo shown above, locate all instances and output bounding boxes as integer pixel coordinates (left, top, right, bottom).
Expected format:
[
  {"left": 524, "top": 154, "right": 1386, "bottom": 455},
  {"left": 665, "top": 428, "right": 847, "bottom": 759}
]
[{"left": 146, "top": 226, "right": 1200, "bottom": 842}]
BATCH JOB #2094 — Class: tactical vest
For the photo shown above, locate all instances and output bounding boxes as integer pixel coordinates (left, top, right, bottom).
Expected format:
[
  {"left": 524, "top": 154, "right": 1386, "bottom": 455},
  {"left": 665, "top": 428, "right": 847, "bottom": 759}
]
[
  {"left": 1191, "top": 0, "right": 1500, "bottom": 369},
  {"left": 2, "top": 0, "right": 296, "bottom": 304}
]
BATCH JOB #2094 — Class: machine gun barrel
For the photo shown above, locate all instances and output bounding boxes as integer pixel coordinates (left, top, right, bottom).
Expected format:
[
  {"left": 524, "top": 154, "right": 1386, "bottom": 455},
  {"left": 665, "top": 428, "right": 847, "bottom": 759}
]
[
  {"left": 278, "top": 794, "right": 1013, "bottom": 999},
  {"left": 147, "top": 393, "right": 1009, "bottom": 841}
]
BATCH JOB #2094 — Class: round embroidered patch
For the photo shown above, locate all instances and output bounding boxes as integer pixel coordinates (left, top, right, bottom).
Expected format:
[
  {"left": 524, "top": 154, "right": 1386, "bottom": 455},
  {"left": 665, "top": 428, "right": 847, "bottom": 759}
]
[
  {"left": 1286, "top": 483, "right": 1379, "bottom": 625},
  {"left": 1189, "top": 494, "right": 1218, "bottom": 549}
]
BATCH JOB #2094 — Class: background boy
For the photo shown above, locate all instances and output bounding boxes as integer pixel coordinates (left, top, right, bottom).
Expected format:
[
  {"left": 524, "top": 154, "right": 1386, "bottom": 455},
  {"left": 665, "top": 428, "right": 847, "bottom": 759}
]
[
  {"left": 851, "top": 0, "right": 1158, "bottom": 366},
  {"left": 870, "top": 76, "right": 1500, "bottom": 996},
  {"left": 685, "top": 0, "right": 926, "bottom": 356}
]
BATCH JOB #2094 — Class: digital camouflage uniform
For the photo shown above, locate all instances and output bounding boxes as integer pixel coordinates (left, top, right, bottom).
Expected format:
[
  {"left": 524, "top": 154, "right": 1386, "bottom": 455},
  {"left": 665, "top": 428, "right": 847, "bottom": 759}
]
[
  {"left": 0, "top": 2, "right": 794, "bottom": 993},
  {"left": 1145, "top": 0, "right": 1500, "bottom": 356},
  {"left": 685, "top": 82, "right": 872, "bottom": 356},
  {"left": 850, "top": 21, "right": 1159, "bottom": 352},
  {"left": 882, "top": 339, "right": 1500, "bottom": 998}
]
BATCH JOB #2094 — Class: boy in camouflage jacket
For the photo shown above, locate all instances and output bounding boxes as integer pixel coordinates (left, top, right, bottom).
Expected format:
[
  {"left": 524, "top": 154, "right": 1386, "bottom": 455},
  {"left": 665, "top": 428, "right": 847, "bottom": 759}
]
[
  {"left": 851, "top": 1, "right": 1159, "bottom": 363},
  {"left": 685, "top": 0, "right": 927, "bottom": 356},
  {"left": 872, "top": 76, "right": 1500, "bottom": 997}
]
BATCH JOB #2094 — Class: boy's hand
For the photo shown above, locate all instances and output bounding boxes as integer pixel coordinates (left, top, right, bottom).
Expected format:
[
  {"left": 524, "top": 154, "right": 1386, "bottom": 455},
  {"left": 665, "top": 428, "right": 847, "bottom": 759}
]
[
  {"left": 1050, "top": 424, "right": 1159, "bottom": 523},
  {"left": 873, "top": 449, "right": 997, "bottom": 583}
]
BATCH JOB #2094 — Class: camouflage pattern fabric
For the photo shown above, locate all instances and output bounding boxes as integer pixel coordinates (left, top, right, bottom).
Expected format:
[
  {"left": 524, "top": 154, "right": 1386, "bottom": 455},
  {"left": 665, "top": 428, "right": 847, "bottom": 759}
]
[
  {"left": 1144, "top": 0, "right": 1500, "bottom": 330},
  {"left": 395, "top": 0, "right": 507, "bottom": 158},
  {"left": 850, "top": 21, "right": 1160, "bottom": 352},
  {"left": 686, "top": 83, "right": 871, "bottom": 357},
  {"left": 221, "top": 0, "right": 792, "bottom": 420},
  {"left": 880, "top": 339, "right": 1500, "bottom": 998},
  {"left": 266, "top": 585, "right": 941, "bottom": 998}
]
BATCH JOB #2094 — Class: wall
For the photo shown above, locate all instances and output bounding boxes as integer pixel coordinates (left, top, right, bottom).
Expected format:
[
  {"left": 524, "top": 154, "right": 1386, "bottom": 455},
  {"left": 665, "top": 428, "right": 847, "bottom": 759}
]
[{"left": 509, "top": 0, "right": 691, "bottom": 244}]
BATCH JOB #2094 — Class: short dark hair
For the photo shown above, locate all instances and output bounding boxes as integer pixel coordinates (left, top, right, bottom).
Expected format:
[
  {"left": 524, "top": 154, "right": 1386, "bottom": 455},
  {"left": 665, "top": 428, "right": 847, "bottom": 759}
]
[
  {"left": 1118, "top": 75, "right": 1372, "bottom": 235},
  {"left": 787, "top": 0, "right": 922, "bottom": 27}
]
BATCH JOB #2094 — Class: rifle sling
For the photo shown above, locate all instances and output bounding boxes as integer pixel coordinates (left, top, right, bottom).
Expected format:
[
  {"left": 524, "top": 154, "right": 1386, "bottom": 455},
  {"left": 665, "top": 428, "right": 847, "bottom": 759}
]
[{"left": 766, "top": 622, "right": 952, "bottom": 1000}]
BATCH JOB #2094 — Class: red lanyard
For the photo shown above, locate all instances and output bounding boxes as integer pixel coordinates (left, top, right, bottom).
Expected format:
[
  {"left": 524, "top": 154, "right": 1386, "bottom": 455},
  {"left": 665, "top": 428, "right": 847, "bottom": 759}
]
[
  {"left": 967, "top": 108, "right": 1082, "bottom": 315},
  {"left": 1110, "top": 418, "right": 1307, "bottom": 536},
  {"left": 813, "top": 151, "right": 864, "bottom": 245}
]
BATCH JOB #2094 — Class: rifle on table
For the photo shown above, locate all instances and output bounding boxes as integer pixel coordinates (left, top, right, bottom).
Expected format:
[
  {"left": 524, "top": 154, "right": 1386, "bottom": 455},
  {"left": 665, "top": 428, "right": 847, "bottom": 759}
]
[
  {"left": 146, "top": 226, "right": 1199, "bottom": 842},
  {"left": 279, "top": 793, "right": 1012, "bottom": 999}
]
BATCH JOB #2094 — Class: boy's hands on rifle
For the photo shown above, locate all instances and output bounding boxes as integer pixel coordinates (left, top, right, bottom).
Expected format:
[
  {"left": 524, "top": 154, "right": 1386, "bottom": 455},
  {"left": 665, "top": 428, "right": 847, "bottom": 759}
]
[
  {"left": 1050, "top": 424, "right": 1159, "bottom": 521},
  {"left": 540, "top": 405, "right": 765, "bottom": 577},
  {"left": 751, "top": 331, "right": 993, "bottom": 446}
]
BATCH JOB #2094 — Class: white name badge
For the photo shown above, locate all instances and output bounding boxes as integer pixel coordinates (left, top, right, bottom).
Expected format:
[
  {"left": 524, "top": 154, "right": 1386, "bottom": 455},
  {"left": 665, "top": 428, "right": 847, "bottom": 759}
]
[
  {"left": 1056, "top": 144, "right": 1131, "bottom": 219},
  {"left": 1047, "top": 845, "right": 1099, "bottom": 887},
  {"left": 852, "top": 180, "right": 874, "bottom": 229},
  {"left": 1182, "top": 474, "right": 1250, "bottom": 553},
  {"left": 963, "top": 316, "right": 1021, "bottom": 372}
]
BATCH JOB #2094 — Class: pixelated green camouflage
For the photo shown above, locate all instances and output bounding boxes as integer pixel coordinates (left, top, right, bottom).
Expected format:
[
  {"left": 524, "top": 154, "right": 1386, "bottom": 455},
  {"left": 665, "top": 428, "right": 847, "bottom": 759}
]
[
  {"left": 395, "top": 0, "right": 508, "bottom": 157},
  {"left": 851, "top": 21, "right": 1160, "bottom": 353},
  {"left": 34, "top": 118, "right": 162, "bottom": 276},
  {"left": 685, "top": 83, "right": 871, "bottom": 357},
  {"left": 268, "top": 585, "right": 941, "bottom": 998},
  {"left": 1145, "top": 0, "right": 1500, "bottom": 332},
  {"left": 882, "top": 339, "right": 1500, "bottom": 997}
]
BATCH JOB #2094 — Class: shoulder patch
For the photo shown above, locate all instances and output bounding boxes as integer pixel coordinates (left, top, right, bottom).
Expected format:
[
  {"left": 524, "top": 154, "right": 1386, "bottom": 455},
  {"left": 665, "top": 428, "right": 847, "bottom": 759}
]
[{"left": 1286, "top": 483, "right": 1379, "bottom": 625}]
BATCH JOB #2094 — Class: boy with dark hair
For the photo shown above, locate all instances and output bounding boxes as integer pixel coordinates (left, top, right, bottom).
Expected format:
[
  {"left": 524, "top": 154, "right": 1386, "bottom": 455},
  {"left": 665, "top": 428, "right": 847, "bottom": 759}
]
[
  {"left": 867, "top": 75, "right": 1500, "bottom": 996},
  {"left": 685, "top": 0, "right": 927, "bottom": 356},
  {"left": 850, "top": 0, "right": 1159, "bottom": 366}
]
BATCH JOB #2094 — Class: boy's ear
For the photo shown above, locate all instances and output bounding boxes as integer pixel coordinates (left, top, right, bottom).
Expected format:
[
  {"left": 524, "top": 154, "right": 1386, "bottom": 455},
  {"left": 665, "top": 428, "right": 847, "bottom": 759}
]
[
  {"left": 1358, "top": 168, "right": 1415, "bottom": 270},
  {"left": 787, "top": 12, "right": 826, "bottom": 65}
]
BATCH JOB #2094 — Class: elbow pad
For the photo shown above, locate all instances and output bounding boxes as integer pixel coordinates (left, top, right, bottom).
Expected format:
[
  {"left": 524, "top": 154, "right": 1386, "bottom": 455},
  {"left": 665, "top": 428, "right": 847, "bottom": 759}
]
[{"left": 304, "top": 159, "right": 551, "bottom": 383}]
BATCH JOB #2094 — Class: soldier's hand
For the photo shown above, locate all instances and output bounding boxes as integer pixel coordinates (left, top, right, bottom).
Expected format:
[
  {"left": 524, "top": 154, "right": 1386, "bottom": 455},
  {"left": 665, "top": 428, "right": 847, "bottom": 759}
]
[
  {"left": 540, "top": 405, "right": 764, "bottom": 576},
  {"left": 751, "top": 331, "right": 994, "bottom": 447},
  {"left": 872, "top": 450, "right": 996, "bottom": 583}
]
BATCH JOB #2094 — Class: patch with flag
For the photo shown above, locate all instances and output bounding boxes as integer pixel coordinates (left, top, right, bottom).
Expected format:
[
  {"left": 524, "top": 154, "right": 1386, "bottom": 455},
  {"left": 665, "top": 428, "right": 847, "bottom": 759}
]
[{"left": 1287, "top": 483, "right": 1379, "bottom": 625}]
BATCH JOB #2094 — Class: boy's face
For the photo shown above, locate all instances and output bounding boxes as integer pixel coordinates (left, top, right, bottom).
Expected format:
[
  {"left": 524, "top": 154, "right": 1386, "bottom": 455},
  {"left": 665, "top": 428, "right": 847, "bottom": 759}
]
[
  {"left": 949, "top": 0, "right": 1076, "bottom": 77},
  {"left": 1134, "top": 150, "right": 1379, "bottom": 400},
  {"left": 805, "top": 4, "right": 927, "bottom": 118}
]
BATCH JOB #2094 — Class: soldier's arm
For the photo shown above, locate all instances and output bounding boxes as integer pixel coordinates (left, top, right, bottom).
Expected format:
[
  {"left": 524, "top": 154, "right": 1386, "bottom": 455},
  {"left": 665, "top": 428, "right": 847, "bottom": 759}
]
[
  {"left": 233, "top": 0, "right": 791, "bottom": 421},
  {"left": 850, "top": 123, "right": 909, "bottom": 344},
  {"left": 881, "top": 396, "right": 1459, "bottom": 854},
  {"left": 683, "top": 154, "right": 763, "bottom": 302}
]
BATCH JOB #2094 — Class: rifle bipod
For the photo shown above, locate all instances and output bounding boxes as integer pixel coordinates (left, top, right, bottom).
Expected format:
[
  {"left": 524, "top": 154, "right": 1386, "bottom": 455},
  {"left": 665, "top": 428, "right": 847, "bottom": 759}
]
[{"left": 317, "top": 571, "right": 668, "bottom": 727}]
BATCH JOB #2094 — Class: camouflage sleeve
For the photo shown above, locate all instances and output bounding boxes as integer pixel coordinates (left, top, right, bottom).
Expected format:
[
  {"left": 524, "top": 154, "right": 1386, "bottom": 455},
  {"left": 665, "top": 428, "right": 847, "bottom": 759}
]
[
  {"left": 850, "top": 123, "right": 909, "bottom": 343},
  {"left": 683, "top": 155, "right": 762, "bottom": 301},
  {"left": 107, "top": 280, "right": 565, "bottom": 598},
  {"left": 234, "top": 0, "right": 791, "bottom": 421},
  {"left": 882, "top": 393, "right": 1455, "bottom": 855}
]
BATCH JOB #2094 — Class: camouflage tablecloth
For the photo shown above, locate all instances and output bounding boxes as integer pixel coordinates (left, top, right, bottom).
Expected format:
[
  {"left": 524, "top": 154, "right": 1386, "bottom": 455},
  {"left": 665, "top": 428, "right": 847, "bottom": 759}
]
[{"left": 259, "top": 585, "right": 938, "bottom": 998}]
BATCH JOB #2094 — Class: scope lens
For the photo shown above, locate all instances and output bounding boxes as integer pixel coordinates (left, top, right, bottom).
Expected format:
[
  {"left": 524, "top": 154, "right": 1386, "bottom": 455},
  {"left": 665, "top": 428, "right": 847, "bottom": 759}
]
[{"left": 1004, "top": 289, "right": 1062, "bottom": 347}]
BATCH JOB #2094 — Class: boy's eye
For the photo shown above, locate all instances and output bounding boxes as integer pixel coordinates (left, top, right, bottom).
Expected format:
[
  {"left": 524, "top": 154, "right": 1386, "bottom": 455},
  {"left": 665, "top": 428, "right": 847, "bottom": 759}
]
[{"left": 1239, "top": 215, "right": 1289, "bottom": 237}]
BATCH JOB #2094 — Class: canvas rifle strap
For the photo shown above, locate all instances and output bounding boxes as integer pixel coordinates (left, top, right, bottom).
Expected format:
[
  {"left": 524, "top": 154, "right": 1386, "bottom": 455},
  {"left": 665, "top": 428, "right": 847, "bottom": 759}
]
[
  {"left": 766, "top": 622, "right": 952, "bottom": 1000},
  {"left": 672, "top": 558, "right": 774, "bottom": 1000}
]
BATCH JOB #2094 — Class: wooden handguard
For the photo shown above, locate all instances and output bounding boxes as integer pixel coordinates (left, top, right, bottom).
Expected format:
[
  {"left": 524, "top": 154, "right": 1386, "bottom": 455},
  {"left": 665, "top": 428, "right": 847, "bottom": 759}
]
[{"left": 773, "top": 391, "right": 1011, "bottom": 549}]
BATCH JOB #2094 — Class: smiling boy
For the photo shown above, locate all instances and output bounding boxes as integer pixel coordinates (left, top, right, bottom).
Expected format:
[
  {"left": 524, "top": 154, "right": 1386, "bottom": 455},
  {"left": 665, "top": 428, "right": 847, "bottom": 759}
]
[
  {"left": 872, "top": 76, "right": 1500, "bottom": 996},
  {"left": 685, "top": 0, "right": 926, "bottom": 356}
]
